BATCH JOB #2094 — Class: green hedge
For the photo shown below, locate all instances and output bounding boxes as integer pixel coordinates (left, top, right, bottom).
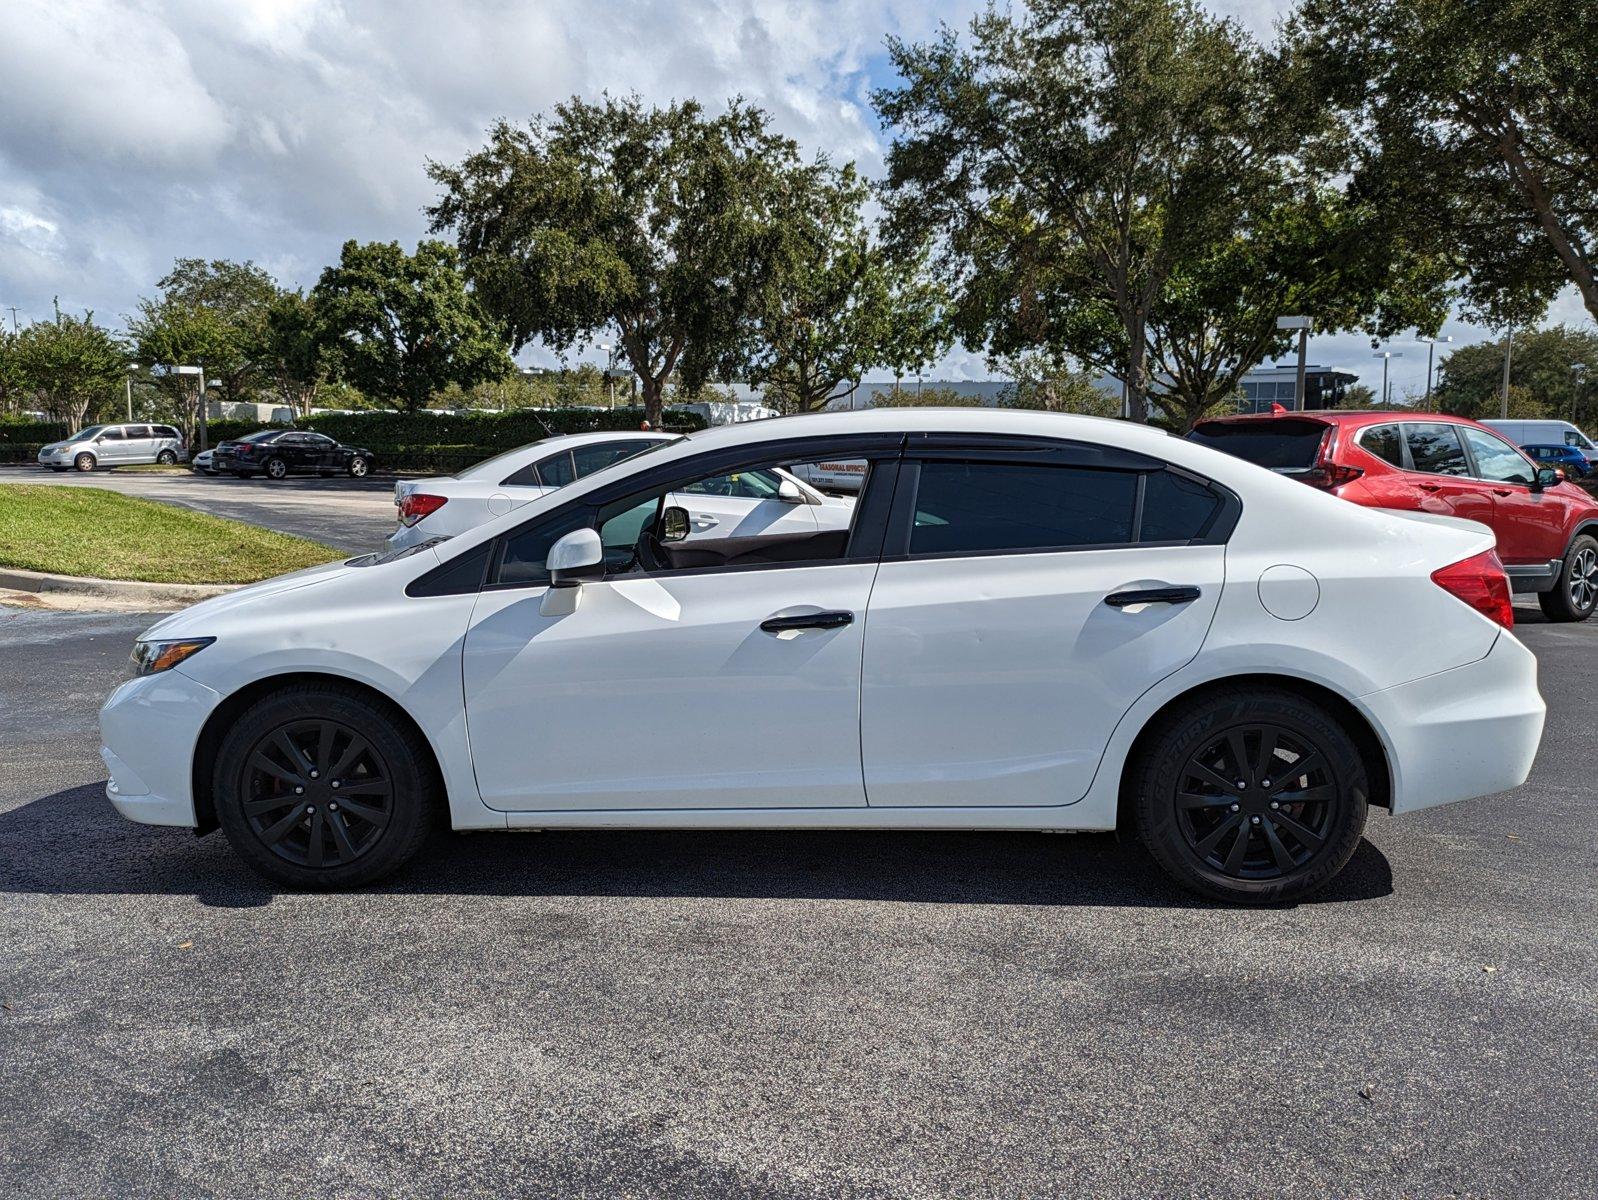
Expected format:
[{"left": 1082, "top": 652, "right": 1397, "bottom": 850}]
[{"left": 0, "top": 419, "right": 67, "bottom": 445}]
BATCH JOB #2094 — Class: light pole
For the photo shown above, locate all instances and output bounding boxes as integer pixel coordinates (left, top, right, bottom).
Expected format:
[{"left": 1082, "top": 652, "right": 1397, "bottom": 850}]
[
  {"left": 124, "top": 364, "right": 141, "bottom": 421},
  {"left": 599, "top": 342, "right": 620, "bottom": 408},
  {"left": 1373, "top": 351, "right": 1402, "bottom": 406},
  {"left": 1572, "top": 363, "right": 1588, "bottom": 425},
  {"left": 1419, "top": 336, "right": 1452, "bottom": 409},
  {"left": 1276, "top": 316, "right": 1312, "bottom": 410},
  {"left": 1500, "top": 326, "right": 1515, "bottom": 419}
]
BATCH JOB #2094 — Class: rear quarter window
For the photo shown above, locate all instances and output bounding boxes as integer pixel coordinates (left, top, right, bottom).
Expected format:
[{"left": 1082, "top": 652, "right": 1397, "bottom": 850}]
[{"left": 1357, "top": 424, "right": 1405, "bottom": 466}]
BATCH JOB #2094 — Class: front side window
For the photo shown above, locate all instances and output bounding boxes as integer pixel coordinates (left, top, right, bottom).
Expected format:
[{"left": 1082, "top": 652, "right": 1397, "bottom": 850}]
[
  {"left": 678, "top": 469, "right": 784, "bottom": 500},
  {"left": 1404, "top": 424, "right": 1470, "bottom": 476},
  {"left": 909, "top": 462, "right": 1138, "bottom": 555},
  {"left": 1462, "top": 427, "right": 1535, "bottom": 485},
  {"left": 96, "top": 427, "right": 127, "bottom": 441}
]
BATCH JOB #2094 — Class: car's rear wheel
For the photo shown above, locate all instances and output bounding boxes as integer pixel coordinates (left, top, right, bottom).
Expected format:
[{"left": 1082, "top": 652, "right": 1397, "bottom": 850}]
[
  {"left": 74, "top": 453, "right": 95, "bottom": 472},
  {"left": 348, "top": 456, "right": 370, "bottom": 478},
  {"left": 156, "top": 449, "right": 177, "bottom": 465},
  {"left": 213, "top": 683, "right": 439, "bottom": 888},
  {"left": 1131, "top": 687, "right": 1369, "bottom": 904},
  {"left": 264, "top": 456, "right": 289, "bottom": 480},
  {"left": 1538, "top": 534, "right": 1598, "bottom": 623}
]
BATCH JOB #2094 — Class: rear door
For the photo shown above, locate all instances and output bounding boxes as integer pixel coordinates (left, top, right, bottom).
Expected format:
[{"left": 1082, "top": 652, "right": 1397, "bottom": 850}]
[
  {"left": 1396, "top": 423, "right": 1497, "bottom": 529},
  {"left": 123, "top": 424, "right": 157, "bottom": 463},
  {"left": 861, "top": 441, "right": 1232, "bottom": 808}
]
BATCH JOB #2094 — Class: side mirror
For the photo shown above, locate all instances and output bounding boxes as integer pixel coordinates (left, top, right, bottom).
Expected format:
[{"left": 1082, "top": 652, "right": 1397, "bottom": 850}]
[
  {"left": 777, "top": 477, "right": 809, "bottom": 505},
  {"left": 660, "top": 505, "right": 690, "bottom": 543},
  {"left": 1533, "top": 466, "right": 1563, "bottom": 491},
  {"left": 546, "top": 527, "right": 604, "bottom": 586}
]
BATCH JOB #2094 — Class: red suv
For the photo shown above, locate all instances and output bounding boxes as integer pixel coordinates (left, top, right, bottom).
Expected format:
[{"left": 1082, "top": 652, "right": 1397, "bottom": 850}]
[{"left": 1190, "top": 409, "right": 1598, "bottom": 622}]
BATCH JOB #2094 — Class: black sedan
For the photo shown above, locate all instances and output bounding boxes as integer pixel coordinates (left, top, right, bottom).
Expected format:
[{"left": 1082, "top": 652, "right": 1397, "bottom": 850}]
[{"left": 210, "top": 430, "right": 376, "bottom": 480}]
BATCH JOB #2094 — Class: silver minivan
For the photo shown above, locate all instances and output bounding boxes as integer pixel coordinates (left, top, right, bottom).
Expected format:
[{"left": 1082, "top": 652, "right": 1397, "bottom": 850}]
[{"left": 37, "top": 423, "right": 189, "bottom": 472}]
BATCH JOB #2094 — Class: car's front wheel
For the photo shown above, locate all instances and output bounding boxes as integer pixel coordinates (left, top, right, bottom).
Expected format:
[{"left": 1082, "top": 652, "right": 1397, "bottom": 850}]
[
  {"left": 1538, "top": 534, "right": 1598, "bottom": 623},
  {"left": 74, "top": 453, "right": 95, "bottom": 472},
  {"left": 347, "top": 456, "right": 370, "bottom": 478},
  {"left": 213, "top": 683, "right": 439, "bottom": 888},
  {"left": 1131, "top": 687, "right": 1369, "bottom": 904}
]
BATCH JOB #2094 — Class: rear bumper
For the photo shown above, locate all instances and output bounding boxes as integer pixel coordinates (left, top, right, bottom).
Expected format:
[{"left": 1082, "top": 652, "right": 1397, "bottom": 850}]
[
  {"left": 99, "top": 669, "right": 222, "bottom": 828},
  {"left": 1361, "top": 632, "right": 1545, "bottom": 815}
]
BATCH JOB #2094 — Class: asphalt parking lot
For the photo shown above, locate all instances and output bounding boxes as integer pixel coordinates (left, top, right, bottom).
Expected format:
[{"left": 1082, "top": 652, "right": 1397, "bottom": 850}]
[{"left": 1, "top": 594, "right": 1595, "bottom": 1198}]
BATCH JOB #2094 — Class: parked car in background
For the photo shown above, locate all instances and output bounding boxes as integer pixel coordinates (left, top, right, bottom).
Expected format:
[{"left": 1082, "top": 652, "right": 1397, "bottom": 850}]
[
  {"left": 37, "top": 423, "right": 187, "bottom": 472},
  {"left": 1485, "top": 419, "right": 1598, "bottom": 466},
  {"left": 101, "top": 409, "right": 1545, "bottom": 904},
  {"left": 388, "top": 431, "right": 853, "bottom": 552},
  {"left": 786, "top": 457, "right": 868, "bottom": 493},
  {"left": 1522, "top": 444, "right": 1591, "bottom": 479},
  {"left": 190, "top": 449, "right": 217, "bottom": 475},
  {"left": 1190, "top": 409, "right": 1598, "bottom": 621},
  {"left": 210, "top": 430, "right": 375, "bottom": 480}
]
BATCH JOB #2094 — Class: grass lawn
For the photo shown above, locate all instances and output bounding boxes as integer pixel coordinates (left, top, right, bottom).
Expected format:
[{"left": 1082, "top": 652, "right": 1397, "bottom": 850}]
[{"left": 0, "top": 484, "right": 344, "bottom": 584}]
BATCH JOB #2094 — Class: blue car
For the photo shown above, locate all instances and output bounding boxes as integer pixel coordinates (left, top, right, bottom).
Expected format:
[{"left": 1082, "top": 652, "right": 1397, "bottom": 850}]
[{"left": 1522, "top": 444, "right": 1591, "bottom": 478}]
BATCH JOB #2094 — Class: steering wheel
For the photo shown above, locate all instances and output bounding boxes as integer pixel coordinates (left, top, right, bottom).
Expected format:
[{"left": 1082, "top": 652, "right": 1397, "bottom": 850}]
[{"left": 631, "top": 522, "right": 670, "bottom": 574}]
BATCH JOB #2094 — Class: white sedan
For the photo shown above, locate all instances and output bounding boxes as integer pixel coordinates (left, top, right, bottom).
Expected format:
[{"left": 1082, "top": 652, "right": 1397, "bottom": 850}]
[
  {"left": 387, "top": 431, "right": 852, "bottom": 550},
  {"left": 100, "top": 408, "right": 1545, "bottom": 904}
]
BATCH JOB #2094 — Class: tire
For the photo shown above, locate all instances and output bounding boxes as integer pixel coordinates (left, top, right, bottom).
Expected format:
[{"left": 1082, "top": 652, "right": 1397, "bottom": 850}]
[
  {"left": 212, "top": 682, "right": 439, "bottom": 889},
  {"left": 156, "top": 449, "right": 177, "bottom": 466},
  {"left": 1538, "top": 534, "right": 1598, "bottom": 623},
  {"left": 347, "top": 456, "right": 370, "bottom": 479},
  {"left": 1130, "top": 686, "right": 1369, "bottom": 905},
  {"left": 74, "top": 453, "right": 95, "bottom": 472},
  {"left": 263, "top": 457, "right": 289, "bottom": 480}
]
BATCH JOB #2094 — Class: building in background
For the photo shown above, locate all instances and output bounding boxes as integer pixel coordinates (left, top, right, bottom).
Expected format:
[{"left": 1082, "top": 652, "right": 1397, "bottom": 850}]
[{"left": 1236, "top": 364, "right": 1360, "bottom": 412}]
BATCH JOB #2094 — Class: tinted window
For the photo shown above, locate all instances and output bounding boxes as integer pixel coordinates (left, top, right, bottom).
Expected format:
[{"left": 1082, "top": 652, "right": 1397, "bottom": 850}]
[
  {"left": 571, "top": 441, "right": 649, "bottom": 478},
  {"left": 910, "top": 462, "right": 1137, "bottom": 555},
  {"left": 156, "top": 426, "right": 180, "bottom": 440},
  {"left": 535, "top": 451, "right": 576, "bottom": 488},
  {"left": 128, "top": 425, "right": 153, "bottom": 438},
  {"left": 408, "top": 539, "right": 492, "bottom": 597},
  {"left": 497, "top": 511, "right": 589, "bottom": 586},
  {"left": 241, "top": 430, "right": 282, "bottom": 443},
  {"left": 1405, "top": 424, "right": 1470, "bottom": 476},
  {"left": 1140, "top": 471, "right": 1222, "bottom": 542},
  {"left": 1187, "top": 421, "right": 1328, "bottom": 472},
  {"left": 96, "top": 428, "right": 126, "bottom": 440},
  {"left": 679, "top": 469, "right": 784, "bottom": 499},
  {"left": 1358, "top": 424, "right": 1404, "bottom": 467},
  {"left": 1462, "top": 427, "right": 1534, "bottom": 485}
]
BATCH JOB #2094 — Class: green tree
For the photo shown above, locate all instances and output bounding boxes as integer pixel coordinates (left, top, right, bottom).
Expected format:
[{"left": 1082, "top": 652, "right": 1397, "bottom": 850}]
[
  {"left": 148, "top": 258, "right": 279, "bottom": 402},
  {"left": 12, "top": 309, "right": 130, "bottom": 431},
  {"left": 868, "top": 384, "right": 971, "bottom": 408},
  {"left": 989, "top": 349, "right": 1120, "bottom": 416},
  {"left": 0, "top": 328, "right": 27, "bottom": 413},
  {"left": 751, "top": 163, "right": 947, "bottom": 413},
  {"left": 258, "top": 290, "right": 332, "bottom": 417},
  {"left": 428, "top": 95, "right": 804, "bottom": 425},
  {"left": 1434, "top": 326, "right": 1598, "bottom": 422},
  {"left": 128, "top": 295, "right": 235, "bottom": 442},
  {"left": 877, "top": 0, "right": 1303, "bottom": 422},
  {"left": 312, "top": 239, "right": 513, "bottom": 412},
  {"left": 1293, "top": 0, "right": 1598, "bottom": 326},
  {"left": 1339, "top": 383, "right": 1379, "bottom": 409}
]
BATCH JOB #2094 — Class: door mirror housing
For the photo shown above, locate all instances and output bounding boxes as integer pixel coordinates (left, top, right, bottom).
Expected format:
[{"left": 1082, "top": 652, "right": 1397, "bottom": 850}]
[
  {"left": 776, "top": 477, "right": 812, "bottom": 505},
  {"left": 660, "top": 505, "right": 691, "bottom": 543},
  {"left": 1533, "top": 465, "right": 1563, "bottom": 491},
  {"left": 546, "top": 527, "right": 604, "bottom": 586}
]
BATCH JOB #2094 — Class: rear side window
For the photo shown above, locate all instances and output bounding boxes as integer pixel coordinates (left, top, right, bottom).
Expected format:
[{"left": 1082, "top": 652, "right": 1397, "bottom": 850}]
[
  {"left": 1186, "top": 421, "right": 1328, "bottom": 473},
  {"left": 156, "top": 426, "right": 180, "bottom": 440},
  {"left": 1140, "top": 471, "right": 1223, "bottom": 542},
  {"left": 571, "top": 441, "right": 649, "bottom": 478},
  {"left": 1358, "top": 424, "right": 1404, "bottom": 467},
  {"left": 909, "top": 462, "right": 1138, "bottom": 555},
  {"left": 1405, "top": 424, "right": 1470, "bottom": 476}
]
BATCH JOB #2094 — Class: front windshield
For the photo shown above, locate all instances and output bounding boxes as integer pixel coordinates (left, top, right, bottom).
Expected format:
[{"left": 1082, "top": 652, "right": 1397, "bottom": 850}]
[{"left": 68, "top": 426, "right": 106, "bottom": 442}]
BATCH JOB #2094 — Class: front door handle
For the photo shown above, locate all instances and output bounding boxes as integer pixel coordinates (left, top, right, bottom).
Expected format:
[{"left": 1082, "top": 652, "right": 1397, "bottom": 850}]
[
  {"left": 760, "top": 610, "right": 854, "bottom": 633},
  {"left": 1104, "top": 586, "right": 1201, "bottom": 609},
  {"left": 691, "top": 514, "right": 719, "bottom": 528},
  {"left": 1418, "top": 482, "right": 1442, "bottom": 492}
]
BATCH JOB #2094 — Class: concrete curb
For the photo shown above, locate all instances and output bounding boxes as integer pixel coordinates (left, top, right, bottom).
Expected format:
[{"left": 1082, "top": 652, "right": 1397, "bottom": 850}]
[{"left": 0, "top": 567, "right": 240, "bottom": 607}]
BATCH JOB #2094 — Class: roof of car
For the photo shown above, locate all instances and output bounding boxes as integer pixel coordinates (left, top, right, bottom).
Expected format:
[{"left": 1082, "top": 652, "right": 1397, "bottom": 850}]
[{"left": 1194, "top": 408, "right": 1481, "bottom": 428}]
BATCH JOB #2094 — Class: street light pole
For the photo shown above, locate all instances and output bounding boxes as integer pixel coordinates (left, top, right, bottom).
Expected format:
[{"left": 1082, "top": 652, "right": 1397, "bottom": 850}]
[
  {"left": 1500, "top": 327, "right": 1514, "bottom": 419},
  {"left": 1373, "top": 351, "right": 1403, "bottom": 406},
  {"left": 1276, "top": 316, "right": 1312, "bottom": 411},
  {"left": 1572, "top": 363, "right": 1588, "bottom": 425},
  {"left": 1419, "top": 336, "right": 1452, "bottom": 409}
]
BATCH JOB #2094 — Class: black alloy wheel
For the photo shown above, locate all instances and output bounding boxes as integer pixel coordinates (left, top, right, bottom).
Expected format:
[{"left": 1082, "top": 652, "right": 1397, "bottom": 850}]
[
  {"left": 1175, "top": 724, "right": 1339, "bottom": 880},
  {"left": 1540, "top": 534, "right": 1598, "bottom": 622},
  {"left": 1131, "top": 687, "right": 1368, "bottom": 904},
  {"left": 213, "top": 683, "right": 438, "bottom": 888},
  {"left": 238, "top": 718, "right": 395, "bottom": 871},
  {"left": 348, "top": 456, "right": 370, "bottom": 478}
]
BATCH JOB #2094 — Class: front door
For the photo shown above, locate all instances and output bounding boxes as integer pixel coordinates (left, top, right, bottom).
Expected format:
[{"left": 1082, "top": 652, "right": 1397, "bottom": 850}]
[
  {"left": 1458, "top": 424, "right": 1570, "bottom": 565},
  {"left": 461, "top": 448, "right": 891, "bottom": 812},
  {"left": 861, "top": 456, "right": 1228, "bottom": 808}
]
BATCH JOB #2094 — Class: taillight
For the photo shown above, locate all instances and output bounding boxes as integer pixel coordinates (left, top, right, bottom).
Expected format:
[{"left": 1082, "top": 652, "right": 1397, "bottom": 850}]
[
  {"left": 398, "top": 493, "right": 447, "bottom": 527},
  {"left": 1431, "top": 549, "right": 1514, "bottom": 629},
  {"left": 1301, "top": 463, "right": 1364, "bottom": 490}
]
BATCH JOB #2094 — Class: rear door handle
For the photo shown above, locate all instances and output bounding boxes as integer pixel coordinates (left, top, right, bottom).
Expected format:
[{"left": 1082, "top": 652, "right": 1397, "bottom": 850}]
[
  {"left": 1418, "top": 483, "right": 1442, "bottom": 492},
  {"left": 1104, "top": 586, "right": 1201, "bottom": 609},
  {"left": 760, "top": 610, "right": 854, "bottom": 633}
]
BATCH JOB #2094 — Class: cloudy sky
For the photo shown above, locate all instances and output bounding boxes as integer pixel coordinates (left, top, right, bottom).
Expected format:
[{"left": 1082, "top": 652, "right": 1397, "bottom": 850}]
[{"left": 2, "top": 0, "right": 1589, "bottom": 396}]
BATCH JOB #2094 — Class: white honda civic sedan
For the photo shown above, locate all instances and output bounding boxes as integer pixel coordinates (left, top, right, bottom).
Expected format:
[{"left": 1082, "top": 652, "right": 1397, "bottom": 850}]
[
  {"left": 100, "top": 409, "right": 1545, "bottom": 903},
  {"left": 387, "top": 431, "right": 852, "bottom": 551}
]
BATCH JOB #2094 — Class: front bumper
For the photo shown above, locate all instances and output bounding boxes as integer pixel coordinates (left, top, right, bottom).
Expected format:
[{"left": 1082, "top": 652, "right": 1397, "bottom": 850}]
[
  {"left": 100, "top": 668, "right": 223, "bottom": 828},
  {"left": 37, "top": 449, "right": 70, "bottom": 466},
  {"left": 1361, "top": 631, "right": 1545, "bottom": 815}
]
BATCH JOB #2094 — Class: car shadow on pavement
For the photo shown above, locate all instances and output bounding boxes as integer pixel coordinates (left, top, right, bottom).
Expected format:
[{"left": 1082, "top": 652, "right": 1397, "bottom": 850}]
[{"left": 0, "top": 782, "right": 1394, "bottom": 910}]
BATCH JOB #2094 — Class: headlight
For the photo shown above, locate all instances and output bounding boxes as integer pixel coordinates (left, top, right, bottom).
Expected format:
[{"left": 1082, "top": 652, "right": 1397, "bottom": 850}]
[{"left": 129, "top": 637, "right": 215, "bottom": 677}]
